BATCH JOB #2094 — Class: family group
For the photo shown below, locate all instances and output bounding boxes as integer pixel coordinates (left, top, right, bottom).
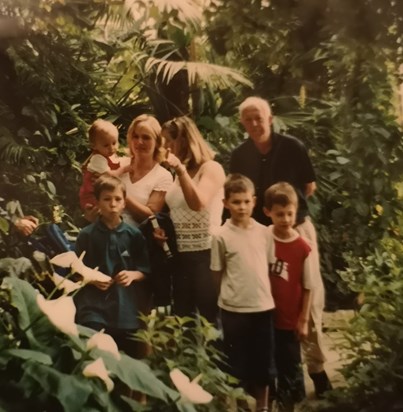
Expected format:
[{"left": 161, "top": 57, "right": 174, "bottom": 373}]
[{"left": 72, "top": 96, "right": 332, "bottom": 412}]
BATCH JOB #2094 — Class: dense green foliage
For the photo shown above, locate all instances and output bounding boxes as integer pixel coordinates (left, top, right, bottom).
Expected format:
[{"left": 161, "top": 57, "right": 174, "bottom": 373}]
[
  {"left": 206, "top": 0, "right": 403, "bottom": 305},
  {"left": 0, "top": 267, "right": 184, "bottom": 411},
  {"left": 306, "top": 238, "right": 403, "bottom": 412},
  {"left": 136, "top": 313, "right": 251, "bottom": 411},
  {"left": 0, "top": 255, "right": 247, "bottom": 411}
]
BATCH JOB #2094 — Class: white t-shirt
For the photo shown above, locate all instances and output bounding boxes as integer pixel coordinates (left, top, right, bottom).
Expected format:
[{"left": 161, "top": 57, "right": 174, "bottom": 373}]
[
  {"left": 87, "top": 153, "right": 126, "bottom": 174},
  {"left": 210, "top": 219, "right": 275, "bottom": 313},
  {"left": 165, "top": 160, "right": 224, "bottom": 252},
  {"left": 120, "top": 163, "right": 173, "bottom": 226}
]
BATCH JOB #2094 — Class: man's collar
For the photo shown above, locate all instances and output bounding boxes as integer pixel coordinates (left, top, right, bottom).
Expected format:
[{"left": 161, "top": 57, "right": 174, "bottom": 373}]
[{"left": 95, "top": 217, "right": 125, "bottom": 232}]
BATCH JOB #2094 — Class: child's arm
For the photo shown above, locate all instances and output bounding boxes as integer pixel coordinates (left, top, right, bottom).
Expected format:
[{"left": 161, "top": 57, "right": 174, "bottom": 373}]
[
  {"left": 107, "top": 163, "right": 131, "bottom": 178},
  {"left": 126, "top": 191, "right": 166, "bottom": 222},
  {"left": 114, "top": 270, "right": 145, "bottom": 287},
  {"left": 211, "top": 270, "right": 223, "bottom": 297},
  {"left": 297, "top": 288, "right": 311, "bottom": 340},
  {"left": 210, "top": 234, "right": 225, "bottom": 296},
  {"left": 297, "top": 243, "right": 315, "bottom": 339}
]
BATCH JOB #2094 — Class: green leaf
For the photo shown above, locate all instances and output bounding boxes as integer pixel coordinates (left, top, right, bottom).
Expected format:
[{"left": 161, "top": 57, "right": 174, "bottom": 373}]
[
  {"left": 3, "top": 277, "right": 55, "bottom": 349},
  {"left": 2, "top": 349, "right": 52, "bottom": 365},
  {"left": 0, "top": 257, "right": 33, "bottom": 278},
  {"left": 46, "top": 180, "right": 56, "bottom": 195},
  {"left": 373, "top": 177, "right": 384, "bottom": 194},
  {"left": 0, "top": 217, "right": 9, "bottom": 235},
  {"left": 103, "top": 352, "right": 178, "bottom": 402},
  {"left": 355, "top": 202, "right": 369, "bottom": 217},
  {"left": 20, "top": 361, "right": 93, "bottom": 411},
  {"left": 120, "top": 396, "right": 148, "bottom": 411},
  {"left": 336, "top": 156, "right": 349, "bottom": 165}
]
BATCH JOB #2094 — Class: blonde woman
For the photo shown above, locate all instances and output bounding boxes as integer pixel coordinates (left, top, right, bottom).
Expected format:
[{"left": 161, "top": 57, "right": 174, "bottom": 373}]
[
  {"left": 161, "top": 116, "right": 226, "bottom": 323},
  {"left": 120, "top": 114, "right": 173, "bottom": 226},
  {"left": 120, "top": 114, "right": 173, "bottom": 329}
]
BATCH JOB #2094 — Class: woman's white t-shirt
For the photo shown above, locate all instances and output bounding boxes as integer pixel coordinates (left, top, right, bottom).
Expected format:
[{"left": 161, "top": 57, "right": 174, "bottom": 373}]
[{"left": 121, "top": 163, "right": 173, "bottom": 226}]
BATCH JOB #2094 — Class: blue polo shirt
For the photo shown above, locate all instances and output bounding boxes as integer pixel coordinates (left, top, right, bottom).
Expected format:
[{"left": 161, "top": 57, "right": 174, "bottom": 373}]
[{"left": 74, "top": 219, "right": 150, "bottom": 330}]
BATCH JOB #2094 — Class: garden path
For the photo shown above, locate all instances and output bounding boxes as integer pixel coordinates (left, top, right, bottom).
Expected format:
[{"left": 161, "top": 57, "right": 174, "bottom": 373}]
[{"left": 299, "top": 310, "right": 355, "bottom": 410}]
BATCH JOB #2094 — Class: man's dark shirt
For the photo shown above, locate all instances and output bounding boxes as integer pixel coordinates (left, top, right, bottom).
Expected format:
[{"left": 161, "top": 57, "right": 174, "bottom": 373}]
[{"left": 229, "top": 132, "right": 316, "bottom": 225}]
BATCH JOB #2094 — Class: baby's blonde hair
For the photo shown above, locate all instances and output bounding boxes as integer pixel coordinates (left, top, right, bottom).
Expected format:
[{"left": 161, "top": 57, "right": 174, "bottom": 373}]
[{"left": 88, "top": 119, "right": 118, "bottom": 146}]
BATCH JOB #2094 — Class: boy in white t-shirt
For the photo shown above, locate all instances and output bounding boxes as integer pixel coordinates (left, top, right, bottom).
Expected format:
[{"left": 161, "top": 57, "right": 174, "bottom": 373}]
[{"left": 210, "top": 173, "right": 275, "bottom": 412}]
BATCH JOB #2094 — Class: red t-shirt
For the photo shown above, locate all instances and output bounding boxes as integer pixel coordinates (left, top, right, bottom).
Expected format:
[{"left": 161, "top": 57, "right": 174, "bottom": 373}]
[{"left": 269, "top": 236, "right": 311, "bottom": 330}]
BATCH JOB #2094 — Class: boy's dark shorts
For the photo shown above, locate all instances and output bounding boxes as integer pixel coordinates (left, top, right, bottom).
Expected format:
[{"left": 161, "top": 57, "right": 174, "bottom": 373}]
[
  {"left": 275, "top": 328, "right": 306, "bottom": 403},
  {"left": 221, "top": 308, "right": 276, "bottom": 385}
]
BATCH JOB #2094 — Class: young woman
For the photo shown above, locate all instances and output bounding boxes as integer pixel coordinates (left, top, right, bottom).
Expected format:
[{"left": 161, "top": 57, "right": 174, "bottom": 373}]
[
  {"left": 120, "top": 114, "right": 173, "bottom": 226},
  {"left": 160, "top": 116, "right": 225, "bottom": 323}
]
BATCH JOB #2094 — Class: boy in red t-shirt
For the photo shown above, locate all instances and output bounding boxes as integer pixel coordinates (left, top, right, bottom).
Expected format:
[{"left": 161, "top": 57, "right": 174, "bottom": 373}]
[{"left": 263, "top": 182, "right": 313, "bottom": 412}]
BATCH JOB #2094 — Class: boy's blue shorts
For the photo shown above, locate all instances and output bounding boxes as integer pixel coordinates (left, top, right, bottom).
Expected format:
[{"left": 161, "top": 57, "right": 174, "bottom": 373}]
[{"left": 221, "top": 308, "right": 276, "bottom": 385}]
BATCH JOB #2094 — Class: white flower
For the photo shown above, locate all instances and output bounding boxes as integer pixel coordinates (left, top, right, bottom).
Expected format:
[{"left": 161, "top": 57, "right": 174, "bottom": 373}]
[
  {"left": 50, "top": 251, "right": 78, "bottom": 268},
  {"left": 51, "top": 272, "right": 82, "bottom": 295},
  {"left": 50, "top": 251, "right": 111, "bottom": 284},
  {"left": 87, "top": 331, "right": 121, "bottom": 360},
  {"left": 82, "top": 358, "right": 114, "bottom": 392},
  {"left": 78, "top": 266, "right": 111, "bottom": 285},
  {"left": 36, "top": 294, "right": 78, "bottom": 336},
  {"left": 170, "top": 368, "right": 213, "bottom": 404}
]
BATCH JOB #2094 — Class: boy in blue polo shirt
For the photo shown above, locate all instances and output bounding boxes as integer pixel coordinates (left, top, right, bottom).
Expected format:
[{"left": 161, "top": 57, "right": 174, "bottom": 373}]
[{"left": 74, "top": 175, "right": 150, "bottom": 357}]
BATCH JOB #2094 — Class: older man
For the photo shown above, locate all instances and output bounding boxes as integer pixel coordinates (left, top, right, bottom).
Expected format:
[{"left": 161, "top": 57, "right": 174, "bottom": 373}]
[{"left": 230, "top": 96, "right": 332, "bottom": 398}]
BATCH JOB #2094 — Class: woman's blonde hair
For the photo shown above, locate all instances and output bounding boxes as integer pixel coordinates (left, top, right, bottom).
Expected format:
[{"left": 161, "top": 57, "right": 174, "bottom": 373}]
[
  {"left": 126, "top": 114, "right": 165, "bottom": 162},
  {"left": 161, "top": 116, "right": 215, "bottom": 169}
]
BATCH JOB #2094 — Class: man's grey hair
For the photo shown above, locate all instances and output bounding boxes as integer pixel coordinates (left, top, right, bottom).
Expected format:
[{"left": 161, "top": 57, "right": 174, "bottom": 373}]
[{"left": 239, "top": 96, "right": 272, "bottom": 118}]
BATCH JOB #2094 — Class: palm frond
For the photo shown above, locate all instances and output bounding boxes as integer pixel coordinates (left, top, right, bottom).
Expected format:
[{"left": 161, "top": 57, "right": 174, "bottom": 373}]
[
  {"left": 0, "top": 136, "right": 31, "bottom": 165},
  {"left": 136, "top": 0, "right": 203, "bottom": 29},
  {"left": 144, "top": 57, "right": 253, "bottom": 88}
]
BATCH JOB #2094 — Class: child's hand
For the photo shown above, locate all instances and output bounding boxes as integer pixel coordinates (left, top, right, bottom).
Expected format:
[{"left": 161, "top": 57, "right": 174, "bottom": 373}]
[
  {"left": 122, "top": 163, "right": 132, "bottom": 174},
  {"left": 296, "top": 317, "right": 309, "bottom": 341},
  {"left": 114, "top": 270, "right": 144, "bottom": 287},
  {"left": 90, "top": 172, "right": 101, "bottom": 184},
  {"left": 92, "top": 279, "right": 113, "bottom": 291}
]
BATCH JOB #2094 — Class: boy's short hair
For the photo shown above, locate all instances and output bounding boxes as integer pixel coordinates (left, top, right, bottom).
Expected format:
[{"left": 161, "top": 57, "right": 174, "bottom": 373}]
[
  {"left": 224, "top": 173, "right": 255, "bottom": 199},
  {"left": 264, "top": 182, "right": 298, "bottom": 210},
  {"left": 93, "top": 175, "right": 126, "bottom": 200},
  {"left": 88, "top": 119, "right": 118, "bottom": 146}
]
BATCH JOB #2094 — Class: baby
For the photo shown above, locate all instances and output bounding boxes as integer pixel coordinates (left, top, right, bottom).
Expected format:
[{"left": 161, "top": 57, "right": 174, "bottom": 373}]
[{"left": 79, "top": 119, "right": 129, "bottom": 221}]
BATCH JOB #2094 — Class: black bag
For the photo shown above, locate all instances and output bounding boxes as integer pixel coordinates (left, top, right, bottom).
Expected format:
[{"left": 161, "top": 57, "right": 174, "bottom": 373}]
[{"left": 138, "top": 213, "right": 178, "bottom": 308}]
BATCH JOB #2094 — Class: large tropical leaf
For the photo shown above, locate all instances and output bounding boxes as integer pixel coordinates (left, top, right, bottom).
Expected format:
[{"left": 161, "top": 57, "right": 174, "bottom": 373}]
[
  {"left": 144, "top": 56, "right": 253, "bottom": 88},
  {"left": 102, "top": 351, "right": 179, "bottom": 402},
  {"left": 3, "top": 277, "right": 55, "bottom": 350},
  {"left": 125, "top": 0, "right": 202, "bottom": 29},
  {"left": 20, "top": 361, "right": 93, "bottom": 412}
]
